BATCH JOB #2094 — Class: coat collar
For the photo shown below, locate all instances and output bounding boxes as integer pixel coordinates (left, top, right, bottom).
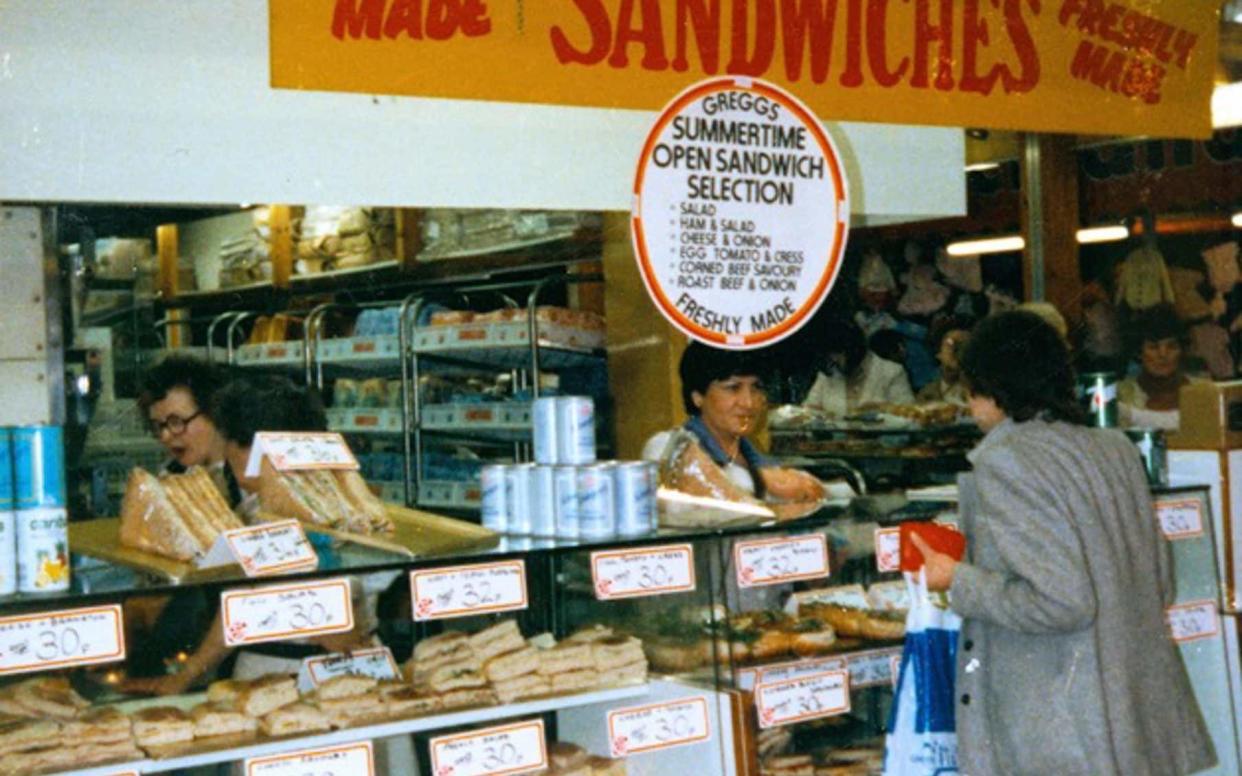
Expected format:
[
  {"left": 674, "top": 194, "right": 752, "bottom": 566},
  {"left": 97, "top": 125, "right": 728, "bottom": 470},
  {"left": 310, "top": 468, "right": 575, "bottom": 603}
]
[{"left": 966, "top": 416, "right": 1019, "bottom": 464}]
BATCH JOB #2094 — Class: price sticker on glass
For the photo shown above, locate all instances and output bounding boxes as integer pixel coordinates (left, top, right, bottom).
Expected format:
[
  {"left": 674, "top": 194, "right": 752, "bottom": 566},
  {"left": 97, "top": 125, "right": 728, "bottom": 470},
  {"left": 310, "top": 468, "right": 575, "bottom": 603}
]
[
  {"left": 0, "top": 604, "right": 125, "bottom": 675},
  {"left": 217, "top": 520, "right": 318, "bottom": 577},
  {"left": 410, "top": 561, "right": 528, "bottom": 621},
  {"left": 221, "top": 578, "right": 354, "bottom": 647},
  {"left": 755, "top": 669, "right": 850, "bottom": 729},
  {"left": 246, "top": 741, "right": 374, "bottom": 776},
  {"left": 591, "top": 544, "right": 696, "bottom": 600},
  {"left": 607, "top": 697, "right": 711, "bottom": 757},
  {"left": 429, "top": 719, "right": 547, "bottom": 776},
  {"left": 874, "top": 528, "right": 901, "bottom": 573},
  {"left": 1155, "top": 499, "right": 1204, "bottom": 540},
  {"left": 735, "top": 534, "right": 830, "bottom": 588},
  {"left": 1166, "top": 600, "right": 1220, "bottom": 643}
]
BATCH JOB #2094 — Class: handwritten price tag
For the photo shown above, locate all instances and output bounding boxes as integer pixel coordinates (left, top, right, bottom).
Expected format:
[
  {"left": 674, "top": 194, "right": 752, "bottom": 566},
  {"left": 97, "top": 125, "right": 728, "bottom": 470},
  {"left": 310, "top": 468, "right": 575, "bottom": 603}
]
[
  {"left": 222, "top": 578, "right": 354, "bottom": 647},
  {"left": 735, "top": 535, "right": 829, "bottom": 588},
  {"left": 410, "top": 561, "right": 528, "bottom": 621},
  {"left": 608, "top": 697, "right": 711, "bottom": 757},
  {"left": 1167, "top": 600, "right": 1220, "bottom": 643},
  {"left": 755, "top": 670, "right": 850, "bottom": 729},
  {"left": 1155, "top": 499, "right": 1205, "bottom": 540},
  {"left": 591, "top": 544, "right": 696, "bottom": 600},
  {"left": 226, "top": 520, "right": 318, "bottom": 577},
  {"left": 847, "top": 647, "right": 904, "bottom": 688},
  {"left": 0, "top": 604, "right": 125, "bottom": 675},
  {"left": 430, "top": 719, "right": 547, "bottom": 776},
  {"left": 874, "top": 528, "right": 901, "bottom": 573},
  {"left": 244, "top": 431, "right": 359, "bottom": 477},
  {"left": 246, "top": 741, "right": 374, "bottom": 776},
  {"left": 756, "top": 657, "right": 845, "bottom": 686},
  {"left": 301, "top": 647, "right": 400, "bottom": 691}
]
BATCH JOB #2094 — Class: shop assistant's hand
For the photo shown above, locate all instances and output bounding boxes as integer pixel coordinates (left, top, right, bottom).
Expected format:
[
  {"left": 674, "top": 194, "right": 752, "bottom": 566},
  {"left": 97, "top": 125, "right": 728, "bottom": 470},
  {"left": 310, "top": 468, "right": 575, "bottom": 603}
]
[
  {"left": 117, "top": 670, "right": 196, "bottom": 697},
  {"left": 761, "top": 468, "right": 826, "bottom": 502},
  {"left": 910, "top": 533, "right": 958, "bottom": 592}
]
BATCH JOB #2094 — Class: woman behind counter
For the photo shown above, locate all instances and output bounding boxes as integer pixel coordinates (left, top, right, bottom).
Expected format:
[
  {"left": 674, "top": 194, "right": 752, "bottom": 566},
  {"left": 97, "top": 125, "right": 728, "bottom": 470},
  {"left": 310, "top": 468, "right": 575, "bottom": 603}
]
[
  {"left": 802, "top": 321, "right": 913, "bottom": 415},
  {"left": 1118, "top": 303, "right": 1207, "bottom": 430},
  {"left": 912, "top": 310, "right": 1214, "bottom": 776}
]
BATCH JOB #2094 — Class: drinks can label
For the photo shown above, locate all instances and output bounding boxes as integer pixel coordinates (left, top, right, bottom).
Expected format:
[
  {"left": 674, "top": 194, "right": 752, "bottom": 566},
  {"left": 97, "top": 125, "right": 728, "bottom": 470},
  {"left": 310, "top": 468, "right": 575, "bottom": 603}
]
[
  {"left": 1079, "top": 373, "right": 1118, "bottom": 428},
  {"left": 530, "top": 466, "right": 557, "bottom": 537},
  {"left": 532, "top": 397, "right": 559, "bottom": 465},
  {"left": 504, "top": 465, "right": 534, "bottom": 535},
  {"left": 613, "top": 462, "right": 656, "bottom": 536},
  {"left": 0, "top": 428, "right": 12, "bottom": 511},
  {"left": 556, "top": 397, "right": 596, "bottom": 465},
  {"left": 13, "top": 426, "right": 65, "bottom": 509},
  {"left": 0, "top": 512, "right": 15, "bottom": 596},
  {"left": 480, "top": 465, "right": 508, "bottom": 533},
  {"left": 577, "top": 465, "right": 615, "bottom": 540},
  {"left": 17, "top": 506, "right": 70, "bottom": 593},
  {"left": 553, "top": 466, "right": 580, "bottom": 540}
]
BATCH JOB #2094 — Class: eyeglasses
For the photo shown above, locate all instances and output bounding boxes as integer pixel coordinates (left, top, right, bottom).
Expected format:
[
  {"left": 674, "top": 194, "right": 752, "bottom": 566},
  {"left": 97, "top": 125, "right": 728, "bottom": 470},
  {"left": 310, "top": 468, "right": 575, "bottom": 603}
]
[{"left": 149, "top": 410, "right": 203, "bottom": 438}]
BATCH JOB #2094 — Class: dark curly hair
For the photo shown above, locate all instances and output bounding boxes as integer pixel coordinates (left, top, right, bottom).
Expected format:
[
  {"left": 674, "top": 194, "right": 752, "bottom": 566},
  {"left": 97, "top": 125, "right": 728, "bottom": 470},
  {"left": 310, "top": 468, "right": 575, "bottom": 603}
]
[
  {"left": 211, "top": 375, "right": 327, "bottom": 447},
  {"left": 1126, "top": 304, "right": 1189, "bottom": 360},
  {"left": 679, "top": 342, "right": 770, "bottom": 416},
  {"left": 960, "top": 310, "right": 1085, "bottom": 424},
  {"left": 137, "top": 355, "right": 230, "bottom": 418}
]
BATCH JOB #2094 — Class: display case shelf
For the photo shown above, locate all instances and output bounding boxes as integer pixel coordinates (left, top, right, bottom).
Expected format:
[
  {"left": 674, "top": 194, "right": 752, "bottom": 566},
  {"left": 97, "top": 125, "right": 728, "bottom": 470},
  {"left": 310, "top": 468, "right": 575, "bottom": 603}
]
[{"left": 327, "top": 407, "right": 405, "bottom": 434}]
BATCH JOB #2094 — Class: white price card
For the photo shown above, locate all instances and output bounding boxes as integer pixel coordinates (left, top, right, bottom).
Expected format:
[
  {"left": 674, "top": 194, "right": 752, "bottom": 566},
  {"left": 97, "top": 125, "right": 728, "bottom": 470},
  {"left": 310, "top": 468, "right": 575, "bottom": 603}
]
[
  {"left": 222, "top": 577, "right": 354, "bottom": 647},
  {"left": 429, "top": 719, "right": 547, "bottom": 776},
  {"left": 847, "top": 647, "right": 905, "bottom": 688},
  {"left": 1166, "top": 600, "right": 1220, "bottom": 643},
  {"left": 1155, "top": 498, "right": 1205, "bottom": 540},
  {"left": 754, "top": 657, "right": 845, "bottom": 687},
  {"left": 591, "top": 544, "right": 696, "bottom": 600},
  {"left": 210, "top": 520, "right": 317, "bottom": 577},
  {"left": 299, "top": 646, "right": 400, "bottom": 693},
  {"left": 410, "top": 560, "right": 528, "bottom": 621},
  {"left": 246, "top": 741, "right": 374, "bottom": 776},
  {"left": 787, "top": 584, "right": 870, "bottom": 614},
  {"left": 874, "top": 527, "right": 901, "bottom": 573},
  {"left": 735, "top": 534, "right": 830, "bottom": 588},
  {"left": 0, "top": 604, "right": 125, "bottom": 675},
  {"left": 608, "top": 697, "right": 712, "bottom": 757},
  {"left": 755, "top": 669, "right": 850, "bottom": 729},
  {"left": 244, "top": 431, "right": 359, "bottom": 477}
]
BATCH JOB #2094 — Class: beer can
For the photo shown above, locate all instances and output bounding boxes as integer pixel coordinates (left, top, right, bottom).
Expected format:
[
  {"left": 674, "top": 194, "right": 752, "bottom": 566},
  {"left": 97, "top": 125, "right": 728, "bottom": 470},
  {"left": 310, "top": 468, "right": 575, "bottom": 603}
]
[
  {"left": 577, "top": 464, "right": 615, "bottom": 540},
  {"left": 480, "top": 464, "right": 508, "bottom": 533},
  {"left": 504, "top": 464, "right": 535, "bottom": 535},
  {"left": 553, "top": 465, "right": 580, "bottom": 540},
  {"left": 1124, "top": 428, "right": 1169, "bottom": 487},
  {"left": 532, "top": 397, "right": 559, "bottom": 465},
  {"left": 17, "top": 506, "right": 70, "bottom": 593},
  {"left": 556, "top": 396, "right": 596, "bottom": 465},
  {"left": 1079, "top": 372, "right": 1118, "bottom": 428},
  {"left": 13, "top": 425, "right": 66, "bottom": 509},
  {"left": 529, "top": 465, "right": 557, "bottom": 537},
  {"left": 613, "top": 461, "right": 657, "bottom": 536},
  {"left": 0, "top": 428, "right": 15, "bottom": 596}
]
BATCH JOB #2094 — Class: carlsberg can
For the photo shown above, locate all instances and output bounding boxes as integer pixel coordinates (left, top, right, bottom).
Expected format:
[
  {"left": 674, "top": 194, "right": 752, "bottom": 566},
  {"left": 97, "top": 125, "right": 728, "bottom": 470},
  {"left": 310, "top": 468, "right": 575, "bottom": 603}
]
[
  {"left": 0, "top": 429, "right": 16, "bottom": 595},
  {"left": 555, "top": 396, "right": 596, "bottom": 465},
  {"left": 532, "top": 397, "right": 559, "bottom": 465},
  {"left": 480, "top": 464, "right": 508, "bottom": 533},
  {"left": 13, "top": 426, "right": 68, "bottom": 593}
]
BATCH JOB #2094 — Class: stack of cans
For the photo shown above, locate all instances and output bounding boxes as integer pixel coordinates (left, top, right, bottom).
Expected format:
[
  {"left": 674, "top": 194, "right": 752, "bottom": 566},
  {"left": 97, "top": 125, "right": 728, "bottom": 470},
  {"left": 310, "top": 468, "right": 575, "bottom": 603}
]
[{"left": 4, "top": 425, "right": 70, "bottom": 594}]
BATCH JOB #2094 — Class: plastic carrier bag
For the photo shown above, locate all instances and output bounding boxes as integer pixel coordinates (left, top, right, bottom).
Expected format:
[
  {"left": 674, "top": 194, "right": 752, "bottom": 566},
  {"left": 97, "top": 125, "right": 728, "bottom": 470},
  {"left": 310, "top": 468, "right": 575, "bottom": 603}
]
[{"left": 883, "top": 569, "right": 961, "bottom": 775}]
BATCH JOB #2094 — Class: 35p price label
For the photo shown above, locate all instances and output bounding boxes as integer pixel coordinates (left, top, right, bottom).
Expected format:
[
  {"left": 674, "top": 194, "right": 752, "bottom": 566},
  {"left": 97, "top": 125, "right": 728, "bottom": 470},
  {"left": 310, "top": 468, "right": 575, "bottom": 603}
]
[
  {"left": 874, "top": 528, "right": 901, "bottom": 573},
  {"left": 1155, "top": 499, "right": 1204, "bottom": 540},
  {"left": 735, "top": 535, "right": 829, "bottom": 588},
  {"left": 591, "top": 544, "right": 696, "bottom": 600},
  {"left": 1167, "top": 600, "right": 1220, "bottom": 643},
  {"left": 608, "top": 697, "right": 711, "bottom": 757},
  {"left": 756, "top": 670, "right": 850, "bottom": 729},
  {"left": 226, "top": 520, "right": 318, "bottom": 577},
  {"left": 246, "top": 741, "right": 374, "bottom": 776},
  {"left": 410, "top": 561, "right": 528, "bottom": 621},
  {"left": 222, "top": 578, "right": 354, "bottom": 646},
  {"left": 0, "top": 604, "right": 125, "bottom": 675},
  {"left": 430, "top": 719, "right": 547, "bottom": 776}
]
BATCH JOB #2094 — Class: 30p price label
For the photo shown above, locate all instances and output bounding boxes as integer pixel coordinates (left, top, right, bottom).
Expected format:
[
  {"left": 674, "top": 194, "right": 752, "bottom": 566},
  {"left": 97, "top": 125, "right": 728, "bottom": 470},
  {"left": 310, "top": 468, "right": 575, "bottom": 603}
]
[
  {"left": 430, "top": 719, "right": 547, "bottom": 776},
  {"left": 410, "top": 561, "right": 528, "bottom": 621},
  {"left": 874, "top": 528, "right": 901, "bottom": 573},
  {"left": 1155, "top": 499, "right": 1204, "bottom": 540},
  {"left": 226, "top": 520, "right": 318, "bottom": 577},
  {"left": 591, "top": 544, "right": 696, "bottom": 600},
  {"left": 246, "top": 741, "right": 374, "bottom": 776},
  {"left": 735, "top": 535, "right": 829, "bottom": 588},
  {"left": 0, "top": 604, "right": 125, "bottom": 675},
  {"left": 222, "top": 578, "right": 354, "bottom": 646},
  {"left": 608, "top": 697, "right": 711, "bottom": 757},
  {"left": 756, "top": 670, "right": 850, "bottom": 729},
  {"left": 1167, "top": 600, "right": 1220, "bottom": 643}
]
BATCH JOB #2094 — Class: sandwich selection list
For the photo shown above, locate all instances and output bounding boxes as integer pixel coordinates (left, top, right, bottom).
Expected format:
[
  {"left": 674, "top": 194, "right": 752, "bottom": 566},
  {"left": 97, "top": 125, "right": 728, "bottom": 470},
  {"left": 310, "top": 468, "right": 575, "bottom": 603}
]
[
  {"left": 410, "top": 560, "right": 528, "bottom": 621},
  {"left": 221, "top": 577, "right": 355, "bottom": 647},
  {"left": 429, "top": 719, "right": 547, "bottom": 776},
  {"left": 246, "top": 741, "right": 374, "bottom": 776},
  {"left": 0, "top": 603, "right": 125, "bottom": 675}
]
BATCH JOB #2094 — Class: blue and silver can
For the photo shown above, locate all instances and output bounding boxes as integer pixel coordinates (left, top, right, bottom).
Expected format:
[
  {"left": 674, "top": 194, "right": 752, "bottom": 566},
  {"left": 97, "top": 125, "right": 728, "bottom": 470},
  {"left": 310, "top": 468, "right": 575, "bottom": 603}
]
[
  {"left": 613, "top": 461, "right": 657, "bottom": 536},
  {"left": 0, "top": 429, "right": 15, "bottom": 595},
  {"left": 555, "top": 396, "right": 596, "bottom": 465},
  {"left": 480, "top": 464, "right": 508, "bottom": 533},
  {"left": 532, "top": 397, "right": 559, "bottom": 465},
  {"left": 504, "top": 464, "right": 535, "bottom": 535},
  {"left": 529, "top": 466, "right": 557, "bottom": 537},
  {"left": 13, "top": 425, "right": 66, "bottom": 508},
  {"left": 553, "top": 465, "right": 579, "bottom": 540},
  {"left": 577, "top": 464, "right": 615, "bottom": 540},
  {"left": 17, "top": 506, "right": 69, "bottom": 593}
]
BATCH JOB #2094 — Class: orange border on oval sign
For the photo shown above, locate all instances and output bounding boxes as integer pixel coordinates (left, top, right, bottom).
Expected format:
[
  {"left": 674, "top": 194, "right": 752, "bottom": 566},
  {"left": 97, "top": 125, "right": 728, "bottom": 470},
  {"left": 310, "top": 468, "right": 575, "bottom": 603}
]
[{"left": 631, "top": 77, "right": 850, "bottom": 349}]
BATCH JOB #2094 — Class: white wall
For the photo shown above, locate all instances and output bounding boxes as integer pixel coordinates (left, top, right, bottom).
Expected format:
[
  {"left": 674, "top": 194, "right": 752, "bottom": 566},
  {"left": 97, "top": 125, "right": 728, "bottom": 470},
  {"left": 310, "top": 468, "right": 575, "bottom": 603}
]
[{"left": 0, "top": 1, "right": 964, "bottom": 220}]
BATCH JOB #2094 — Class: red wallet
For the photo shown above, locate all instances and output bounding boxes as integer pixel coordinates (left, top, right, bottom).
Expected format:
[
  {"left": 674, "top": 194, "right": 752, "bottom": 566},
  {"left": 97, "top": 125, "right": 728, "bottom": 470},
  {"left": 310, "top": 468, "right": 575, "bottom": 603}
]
[{"left": 900, "top": 521, "right": 966, "bottom": 572}]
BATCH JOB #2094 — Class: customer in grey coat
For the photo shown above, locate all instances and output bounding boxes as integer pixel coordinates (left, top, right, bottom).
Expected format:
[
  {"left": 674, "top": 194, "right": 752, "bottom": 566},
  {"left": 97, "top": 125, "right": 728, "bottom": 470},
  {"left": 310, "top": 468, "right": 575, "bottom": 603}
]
[{"left": 912, "top": 311, "right": 1215, "bottom": 776}]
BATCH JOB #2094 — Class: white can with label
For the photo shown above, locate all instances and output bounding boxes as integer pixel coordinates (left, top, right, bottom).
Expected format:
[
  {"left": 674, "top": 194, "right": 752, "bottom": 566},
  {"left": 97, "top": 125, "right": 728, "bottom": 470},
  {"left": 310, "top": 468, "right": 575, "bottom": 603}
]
[
  {"left": 532, "top": 397, "right": 559, "bottom": 465},
  {"left": 530, "top": 465, "right": 557, "bottom": 537},
  {"left": 504, "top": 464, "right": 535, "bottom": 535},
  {"left": 0, "top": 512, "right": 16, "bottom": 596},
  {"left": 613, "top": 461, "right": 658, "bottom": 536},
  {"left": 17, "top": 506, "right": 70, "bottom": 593},
  {"left": 555, "top": 396, "right": 596, "bottom": 465},
  {"left": 480, "top": 464, "right": 508, "bottom": 533},
  {"left": 577, "top": 464, "right": 615, "bottom": 540},
  {"left": 554, "top": 465, "right": 580, "bottom": 540}
]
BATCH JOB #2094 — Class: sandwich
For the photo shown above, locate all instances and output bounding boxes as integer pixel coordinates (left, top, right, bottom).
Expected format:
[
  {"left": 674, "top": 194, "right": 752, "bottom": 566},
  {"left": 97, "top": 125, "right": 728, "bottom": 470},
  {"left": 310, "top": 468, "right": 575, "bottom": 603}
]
[
  {"left": 607, "top": 660, "right": 648, "bottom": 685},
  {"left": 317, "top": 691, "right": 385, "bottom": 729},
  {"left": 860, "top": 612, "right": 905, "bottom": 641},
  {"left": 566, "top": 624, "right": 614, "bottom": 644},
  {"left": 492, "top": 673, "right": 550, "bottom": 704},
  {"left": 257, "top": 459, "right": 393, "bottom": 535},
  {"left": 587, "top": 755, "right": 628, "bottom": 775},
  {"left": 311, "top": 674, "right": 378, "bottom": 702},
  {"left": 645, "top": 637, "right": 704, "bottom": 673},
  {"left": 235, "top": 674, "right": 299, "bottom": 718},
  {"left": 789, "top": 618, "right": 838, "bottom": 657},
  {"left": 438, "top": 686, "right": 496, "bottom": 710},
  {"left": 382, "top": 686, "right": 442, "bottom": 718},
  {"left": 550, "top": 741, "right": 590, "bottom": 771},
  {"left": 550, "top": 669, "right": 598, "bottom": 694},
  {"left": 9, "top": 675, "right": 91, "bottom": 719},
  {"left": 536, "top": 642, "right": 594, "bottom": 676},
  {"left": 800, "top": 604, "right": 867, "bottom": 639},
  {"left": 132, "top": 707, "right": 195, "bottom": 748},
  {"left": 469, "top": 620, "right": 525, "bottom": 662},
  {"left": 591, "top": 636, "right": 645, "bottom": 672},
  {"left": 0, "top": 716, "right": 60, "bottom": 756},
  {"left": 260, "top": 702, "right": 331, "bottom": 737},
  {"left": 423, "top": 656, "right": 487, "bottom": 693},
  {"left": 70, "top": 738, "right": 145, "bottom": 768},
  {"left": 206, "top": 678, "right": 247, "bottom": 706},
  {"left": 764, "top": 754, "right": 815, "bottom": 776},
  {"left": 483, "top": 645, "right": 539, "bottom": 683},
  {"left": 1, "top": 739, "right": 144, "bottom": 773},
  {"left": 189, "top": 702, "right": 258, "bottom": 739},
  {"left": 60, "top": 706, "right": 132, "bottom": 745},
  {"left": 119, "top": 467, "right": 244, "bottom": 560},
  {"left": 412, "top": 631, "right": 474, "bottom": 665}
]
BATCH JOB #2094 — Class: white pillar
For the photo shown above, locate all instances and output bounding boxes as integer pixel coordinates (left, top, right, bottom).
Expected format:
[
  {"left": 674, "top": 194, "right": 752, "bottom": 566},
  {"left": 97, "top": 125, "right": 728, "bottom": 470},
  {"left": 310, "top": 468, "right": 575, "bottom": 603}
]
[{"left": 0, "top": 206, "right": 55, "bottom": 424}]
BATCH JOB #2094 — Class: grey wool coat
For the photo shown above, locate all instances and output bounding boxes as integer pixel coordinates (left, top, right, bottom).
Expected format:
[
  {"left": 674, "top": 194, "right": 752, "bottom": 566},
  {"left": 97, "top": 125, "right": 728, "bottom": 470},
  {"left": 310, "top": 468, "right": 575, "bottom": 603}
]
[{"left": 950, "top": 418, "right": 1215, "bottom": 776}]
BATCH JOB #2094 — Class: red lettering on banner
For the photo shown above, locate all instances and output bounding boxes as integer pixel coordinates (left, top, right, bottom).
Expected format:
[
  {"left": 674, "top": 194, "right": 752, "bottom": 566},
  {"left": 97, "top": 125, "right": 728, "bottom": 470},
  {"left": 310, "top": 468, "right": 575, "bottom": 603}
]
[
  {"left": 673, "top": 1, "right": 723, "bottom": 73},
  {"left": 610, "top": 0, "right": 670, "bottom": 70},
  {"left": 1001, "top": 0, "right": 1041, "bottom": 93},
  {"left": 779, "top": 0, "right": 840, "bottom": 83},
  {"left": 912, "top": 0, "right": 955, "bottom": 91},
  {"left": 866, "top": 0, "right": 909, "bottom": 88},
  {"left": 332, "top": 0, "right": 490, "bottom": 41},
  {"left": 1058, "top": 0, "right": 1199, "bottom": 77},
  {"left": 838, "top": 0, "right": 864, "bottom": 88},
  {"left": 727, "top": 0, "right": 777, "bottom": 76},
  {"left": 551, "top": 0, "right": 613, "bottom": 65}
]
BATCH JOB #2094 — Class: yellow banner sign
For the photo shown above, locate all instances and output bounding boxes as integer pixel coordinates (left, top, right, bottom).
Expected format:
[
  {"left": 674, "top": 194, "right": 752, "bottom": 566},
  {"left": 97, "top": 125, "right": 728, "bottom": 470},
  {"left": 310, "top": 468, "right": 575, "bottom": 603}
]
[{"left": 270, "top": 1, "right": 1219, "bottom": 139}]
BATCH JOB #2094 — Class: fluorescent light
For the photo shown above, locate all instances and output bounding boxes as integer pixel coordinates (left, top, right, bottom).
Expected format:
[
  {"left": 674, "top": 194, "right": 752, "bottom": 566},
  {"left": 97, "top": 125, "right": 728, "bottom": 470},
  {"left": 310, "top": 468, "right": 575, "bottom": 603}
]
[
  {"left": 1233, "top": 212, "right": 1242, "bottom": 228},
  {"left": 1213, "top": 82, "right": 1242, "bottom": 129},
  {"left": 946, "top": 235, "right": 1025, "bottom": 256},
  {"left": 965, "top": 162, "right": 1000, "bottom": 173},
  {"left": 1076, "top": 225, "right": 1129, "bottom": 244}
]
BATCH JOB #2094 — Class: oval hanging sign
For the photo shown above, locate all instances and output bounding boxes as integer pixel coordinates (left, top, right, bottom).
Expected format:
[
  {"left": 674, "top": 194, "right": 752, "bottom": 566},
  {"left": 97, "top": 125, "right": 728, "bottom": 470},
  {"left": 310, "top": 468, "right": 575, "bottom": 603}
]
[{"left": 632, "top": 77, "right": 850, "bottom": 350}]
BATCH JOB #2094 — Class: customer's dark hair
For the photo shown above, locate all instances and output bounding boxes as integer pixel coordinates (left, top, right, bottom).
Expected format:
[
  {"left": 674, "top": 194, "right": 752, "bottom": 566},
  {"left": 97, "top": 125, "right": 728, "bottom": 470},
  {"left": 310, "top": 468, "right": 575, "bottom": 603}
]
[
  {"left": 679, "top": 342, "right": 770, "bottom": 415},
  {"left": 211, "top": 375, "right": 327, "bottom": 446},
  {"left": 1126, "top": 303, "right": 1189, "bottom": 358},
  {"left": 137, "top": 355, "right": 230, "bottom": 417},
  {"left": 960, "top": 310, "right": 1085, "bottom": 424},
  {"left": 818, "top": 320, "right": 868, "bottom": 375}
]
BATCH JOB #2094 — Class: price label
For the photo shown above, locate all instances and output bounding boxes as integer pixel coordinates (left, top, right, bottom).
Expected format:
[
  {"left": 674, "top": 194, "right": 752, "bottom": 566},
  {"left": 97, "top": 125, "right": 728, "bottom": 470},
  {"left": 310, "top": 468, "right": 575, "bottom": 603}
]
[
  {"left": 755, "top": 670, "right": 850, "bottom": 729},
  {"left": 754, "top": 656, "right": 844, "bottom": 687},
  {"left": 0, "top": 604, "right": 125, "bottom": 675},
  {"left": 225, "top": 520, "right": 318, "bottom": 577},
  {"left": 1155, "top": 499, "right": 1205, "bottom": 540},
  {"left": 787, "top": 584, "right": 870, "bottom": 614},
  {"left": 300, "top": 647, "right": 400, "bottom": 693},
  {"left": 222, "top": 578, "right": 354, "bottom": 646},
  {"left": 874, "top": 528, "right": 901, "bottom": 573},
  {"left": 735, "top": 535, "right": 829, "bottom": 588},
  {"left": 847, "top": 647, "right": 904, "bottom": 688},
  {"left": 246, "top": 741, "right": 374, "bottom": 776},
  {"left": 591, "top": 544, "right": 696, "bottom": 600},
  {"left": 429, "top": 719, "right": 547, "bottom": 776},
  {"left": 866, "top": 581, "right": 911, "bottom": 612},
  {"left": 244, "top": 431, "right": 359, "bottom": 477},
  {"left": 1166, "top": 600, "right": 1220, "bottom": 643},
  {"left": 608, "top": 697, "right": 711, "bottom": 757},
  {"left": 410, "top": 561, "right": 528, "bottom": 621}
]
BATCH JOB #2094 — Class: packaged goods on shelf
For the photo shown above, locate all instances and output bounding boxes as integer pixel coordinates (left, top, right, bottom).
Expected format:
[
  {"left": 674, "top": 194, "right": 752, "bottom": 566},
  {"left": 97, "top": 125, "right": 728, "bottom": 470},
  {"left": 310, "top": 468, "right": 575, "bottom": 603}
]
[
  {"left": 92, "top": 238, "right": 153, "bottom": 280},
  {"left": 295, "top": 206, "right": 395, "bottom": 275},
  {"left": 417, "top": 209, "right": 599, "bottom": 260}
]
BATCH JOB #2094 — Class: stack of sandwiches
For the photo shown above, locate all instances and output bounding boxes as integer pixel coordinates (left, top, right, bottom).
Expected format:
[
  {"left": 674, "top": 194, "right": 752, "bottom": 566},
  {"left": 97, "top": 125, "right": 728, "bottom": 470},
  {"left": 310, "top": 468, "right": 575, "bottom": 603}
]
[
  {"left": 547, "top": 741, "right": 628, "bottom": 776},
  {"left": 257, "top": 459, "right": 394, "bottom": 535},
  {"left": 119, "top": 467, "right": 244, "bottom": 561},
  {"left": 0, "top": 678, "right": 142, "bottom": 772},
  {"left": 307, "top": 674, "right": 386, "bottom": 729}
]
